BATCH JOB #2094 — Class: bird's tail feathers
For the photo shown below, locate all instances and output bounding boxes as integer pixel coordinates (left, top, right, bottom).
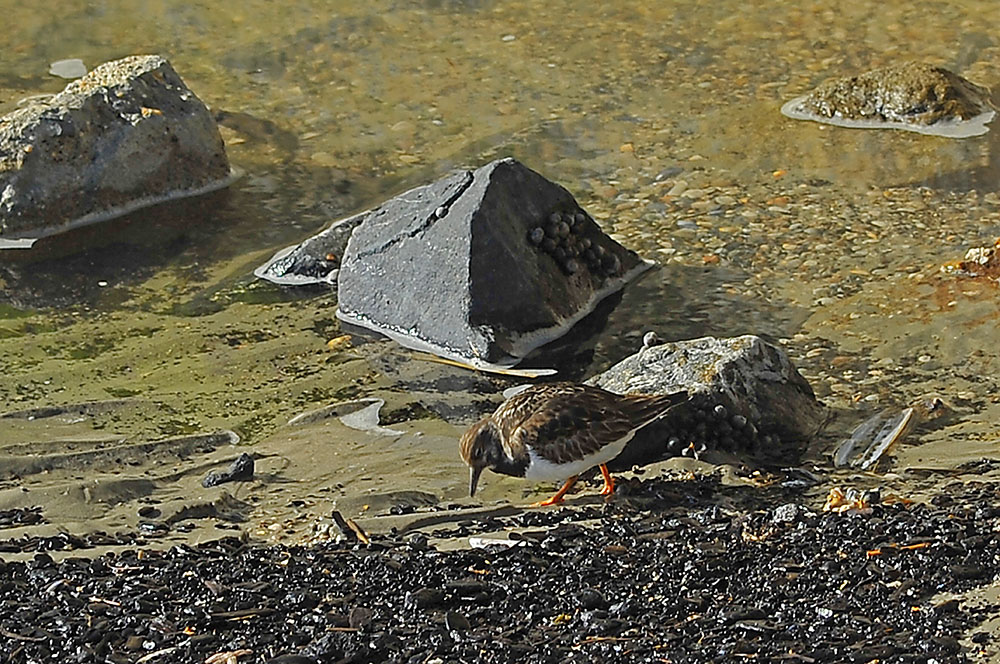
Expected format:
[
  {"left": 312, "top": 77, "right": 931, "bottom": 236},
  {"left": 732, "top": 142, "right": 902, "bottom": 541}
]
[{"left": 627, "top": 390, "right": 688, "bottom": 426}]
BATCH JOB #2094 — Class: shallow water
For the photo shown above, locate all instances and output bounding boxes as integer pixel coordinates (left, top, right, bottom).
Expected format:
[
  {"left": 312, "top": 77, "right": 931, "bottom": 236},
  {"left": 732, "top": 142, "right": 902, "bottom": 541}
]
[{"left": 0, "top": 1, "right": 999, "bottom": 553}]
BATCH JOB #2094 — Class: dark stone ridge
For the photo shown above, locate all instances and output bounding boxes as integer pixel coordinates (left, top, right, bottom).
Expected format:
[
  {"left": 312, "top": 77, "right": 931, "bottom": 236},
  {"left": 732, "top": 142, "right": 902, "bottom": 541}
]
[
  {"left": 254, "top": 213, "right": 363, "bottom": 286},
  {"left": 0, "top": 475, "right": 996, "bottom": 663},
  {"left": 202, "top": 452, "right": 255, "bottom": 488},
  {"left": 588, "top": 335, "right": 826, "bottom": 468},
  {"left": 333, "top": 157, "right": 651, "bottom": 370},
  {"left": 782, "top": 61, "right": 996, "bottom": 138},
  {"left": 0, "top": 55, "right": 232, "bottom": 244}
]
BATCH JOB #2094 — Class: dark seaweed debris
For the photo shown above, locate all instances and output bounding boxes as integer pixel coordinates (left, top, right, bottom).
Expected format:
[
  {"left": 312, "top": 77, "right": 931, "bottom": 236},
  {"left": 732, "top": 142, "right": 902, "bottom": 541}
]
[
  {"left": 0, "top": 479, "right": 998, "bottom": 663},
  {"left": 0, "top": 506, "right": 44, "bottom": 529}
]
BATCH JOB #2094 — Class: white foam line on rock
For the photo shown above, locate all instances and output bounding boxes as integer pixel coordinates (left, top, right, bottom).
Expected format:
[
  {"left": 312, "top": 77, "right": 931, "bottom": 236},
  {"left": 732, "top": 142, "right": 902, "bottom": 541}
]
[
  {"left": 0, "top": 237, "right": 37, "bottom": 249},
  {"left": 505, "top": 257, "right": 656, "bottom": 360},
  {"left": 781, "top": 97, "right": 995, "bottom": 138},
  {"left": 0, "top": 167, "right": 242, "bottom": 249},
  {"left": 333, "top": 311, "right": 554, "bottom": 376}
]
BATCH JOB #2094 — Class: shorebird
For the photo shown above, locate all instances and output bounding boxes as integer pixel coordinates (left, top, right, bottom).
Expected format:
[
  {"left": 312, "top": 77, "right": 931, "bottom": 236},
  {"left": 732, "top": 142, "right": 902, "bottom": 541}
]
[{"left": 460, "top": 382, "right": 686, "bottom": 506}]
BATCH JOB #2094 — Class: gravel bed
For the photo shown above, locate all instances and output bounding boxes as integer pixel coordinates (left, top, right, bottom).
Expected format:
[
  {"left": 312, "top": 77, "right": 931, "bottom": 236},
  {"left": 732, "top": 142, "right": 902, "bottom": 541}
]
[{"left": 1, "top": 474, "right": 997, "bottom": 663}]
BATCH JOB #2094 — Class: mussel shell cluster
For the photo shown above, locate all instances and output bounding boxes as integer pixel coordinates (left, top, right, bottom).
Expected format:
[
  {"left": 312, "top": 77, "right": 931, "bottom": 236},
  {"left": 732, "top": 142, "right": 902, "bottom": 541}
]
[
  {"left": 527, "top": 209, "right": 622, "bottom": 278},
  {"left": 659, "top": 397, "right": 774, "bottom": 457}
]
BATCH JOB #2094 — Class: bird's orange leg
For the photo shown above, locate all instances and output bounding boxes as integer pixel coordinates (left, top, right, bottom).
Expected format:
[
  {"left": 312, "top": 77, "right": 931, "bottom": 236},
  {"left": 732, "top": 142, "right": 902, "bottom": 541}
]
[
  {"left": 599, "top": 464, "right": 615, "bottom": 497},
  {"left": 531, "top": 476, "right": 578, "bottom": 507}
]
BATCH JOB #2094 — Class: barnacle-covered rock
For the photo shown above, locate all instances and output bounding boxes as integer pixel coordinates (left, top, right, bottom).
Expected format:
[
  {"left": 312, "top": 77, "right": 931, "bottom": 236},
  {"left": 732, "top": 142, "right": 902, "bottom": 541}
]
[{"left": 589, "top": 334, "right": 826, "bottom": 468}]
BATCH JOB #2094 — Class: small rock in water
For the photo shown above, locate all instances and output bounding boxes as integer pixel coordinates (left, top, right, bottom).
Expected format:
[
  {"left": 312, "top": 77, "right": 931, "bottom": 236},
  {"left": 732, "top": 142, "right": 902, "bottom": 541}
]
[
  {"left": 333, "top": 157, "right": 651, "bottom": 372},
  {"left": 48, "top": 58, "right": 87, "bottom": 79},
  {"left": 781, "top": 61, "right": 996, "bottom": 138}
]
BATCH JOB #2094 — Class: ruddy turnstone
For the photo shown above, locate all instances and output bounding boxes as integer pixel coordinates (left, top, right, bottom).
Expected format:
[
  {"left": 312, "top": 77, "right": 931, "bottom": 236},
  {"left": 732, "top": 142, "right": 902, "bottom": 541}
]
[{"left": 459, "top": 382, "right": 687, "bottom": 506}]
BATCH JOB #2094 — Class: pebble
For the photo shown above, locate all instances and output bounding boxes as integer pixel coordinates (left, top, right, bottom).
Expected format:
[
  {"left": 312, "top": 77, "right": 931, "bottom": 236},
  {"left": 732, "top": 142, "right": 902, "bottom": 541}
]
[
  {"left": 666, "top": 180, "right": 688, "bottom": 197},
  {"left": 405, "top": 587, "right": 444, "bottom": 609},
  {"left": 348, "top": 606, "right": 372, "bottom": 628},
  {"left": 445, "top": 611, "right": 471, "bottom": 632},
  {"left": 578, "top": 588, "right": 608, "bottom": 609}
]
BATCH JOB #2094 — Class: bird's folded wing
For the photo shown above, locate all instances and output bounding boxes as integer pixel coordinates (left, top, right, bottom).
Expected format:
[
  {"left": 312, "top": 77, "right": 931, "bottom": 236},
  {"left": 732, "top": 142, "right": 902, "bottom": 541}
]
[{"left": 508, "top": 392, "right": 639, "bottom": 465}]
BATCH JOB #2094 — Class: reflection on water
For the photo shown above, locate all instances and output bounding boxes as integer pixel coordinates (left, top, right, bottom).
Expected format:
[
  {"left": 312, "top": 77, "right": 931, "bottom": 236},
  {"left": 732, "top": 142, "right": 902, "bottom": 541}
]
[{"left": 1, "top": 1, "right": 999, "bottom": 538}]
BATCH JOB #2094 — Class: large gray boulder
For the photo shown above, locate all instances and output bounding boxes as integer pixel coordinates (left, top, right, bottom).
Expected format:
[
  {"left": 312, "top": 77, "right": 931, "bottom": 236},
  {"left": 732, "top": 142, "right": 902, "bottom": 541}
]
[
  {"left": 588, "top": 335, "right": 827, "bottom": 469},
  {"left": 334, "top": 158, "right": 652, "bottom": 371},
  {"left": 0, "top": 55, "right": 232, "bottom": 246}
]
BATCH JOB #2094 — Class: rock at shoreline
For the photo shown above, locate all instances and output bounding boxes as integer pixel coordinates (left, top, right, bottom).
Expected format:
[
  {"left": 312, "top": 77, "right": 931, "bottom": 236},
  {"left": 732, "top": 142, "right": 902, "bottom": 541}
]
[
  {"left": 254, "top": 212, "right": 363, "bottom": 286},
  {"left": 588, "top": 335, "right": 826, "bottom": 468},
  {"left": 332, "top": 157, "right": 651, "bottom": 371},
  {"left": 781, "top": 62, "right": 996, "bottom": 138},
  {"left": 0, "top": 55, "right": 232, "bottom": 246},
  {"left": 202, "top": 452, "right": 255, "bottom": 488}
]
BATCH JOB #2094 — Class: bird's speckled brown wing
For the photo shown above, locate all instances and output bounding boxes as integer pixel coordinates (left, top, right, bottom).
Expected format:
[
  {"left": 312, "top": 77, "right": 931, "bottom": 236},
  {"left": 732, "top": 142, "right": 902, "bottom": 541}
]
[
  {"left": 501, "top": 383, "right": 685, "bottom": 465},
  {"left": 491, "top": 384, "right": 589, "bottom": 435}
]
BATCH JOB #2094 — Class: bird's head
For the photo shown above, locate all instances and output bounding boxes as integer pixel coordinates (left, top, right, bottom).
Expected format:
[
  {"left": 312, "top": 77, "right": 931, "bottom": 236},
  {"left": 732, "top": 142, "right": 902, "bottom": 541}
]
[{"left": 459, "top": 417, "right": 503, "bottom": 497}]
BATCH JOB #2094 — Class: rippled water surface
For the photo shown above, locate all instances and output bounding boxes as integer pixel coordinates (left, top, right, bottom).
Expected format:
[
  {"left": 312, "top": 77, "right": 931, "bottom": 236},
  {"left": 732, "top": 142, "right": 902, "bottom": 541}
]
[{"left": 0, "top": 1, "right": 998, "bottom": 545}]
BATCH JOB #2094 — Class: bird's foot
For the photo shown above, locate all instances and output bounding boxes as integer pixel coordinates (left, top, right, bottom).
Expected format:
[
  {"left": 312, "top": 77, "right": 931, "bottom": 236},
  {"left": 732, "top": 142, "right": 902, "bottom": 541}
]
[
  {"left": 598, "top": 464, "right": 615, "bottom": 497},
  {"left": 529, "top": 495, "right": 566, "bottom": 508},
  {"left": 528, "top": 475, "right": 578, "bottom": 507}
]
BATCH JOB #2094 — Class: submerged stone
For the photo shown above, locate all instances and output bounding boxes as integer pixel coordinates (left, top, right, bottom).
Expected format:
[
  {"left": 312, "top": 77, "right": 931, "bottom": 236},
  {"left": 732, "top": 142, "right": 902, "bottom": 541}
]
[
  {"left": 0, "top": 54, "right": 232, "bottom": 247},
  {"left": 781, "top": 62, "right": 996, "bottom": 138},
  {"left": 588, "top": 334, "right": 826, "bottom": 468},
  {"left": 332, "top": 157, "right": 651, "bottom": 371}
]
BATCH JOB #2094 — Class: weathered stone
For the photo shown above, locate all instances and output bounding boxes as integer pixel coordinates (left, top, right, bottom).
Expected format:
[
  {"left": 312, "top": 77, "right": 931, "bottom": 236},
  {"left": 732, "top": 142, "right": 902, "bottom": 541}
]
[
  {"left": 781, "top": 62, "right": 996, "bottom": 138},
  {"left": 0, "top": 55, "right": 232, "bottom": 245},
  {"left": 332, "top": 157, "right": 652, "bottom": 371},
  {"left": 588, "top": 335, "right": 826, "bottom": 468}
]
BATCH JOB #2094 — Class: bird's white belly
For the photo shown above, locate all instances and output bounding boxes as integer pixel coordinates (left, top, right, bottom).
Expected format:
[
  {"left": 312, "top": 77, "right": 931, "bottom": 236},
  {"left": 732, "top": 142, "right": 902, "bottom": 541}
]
[{"left": 523, "top": 435, "right": 632, "bottom": 482}]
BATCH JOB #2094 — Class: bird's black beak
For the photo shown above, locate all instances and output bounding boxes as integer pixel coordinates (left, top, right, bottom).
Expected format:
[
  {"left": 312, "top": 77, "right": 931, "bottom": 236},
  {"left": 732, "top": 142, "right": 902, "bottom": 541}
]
[{"left": 469, "top": 465, "right": 484, "bottom": 497}]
